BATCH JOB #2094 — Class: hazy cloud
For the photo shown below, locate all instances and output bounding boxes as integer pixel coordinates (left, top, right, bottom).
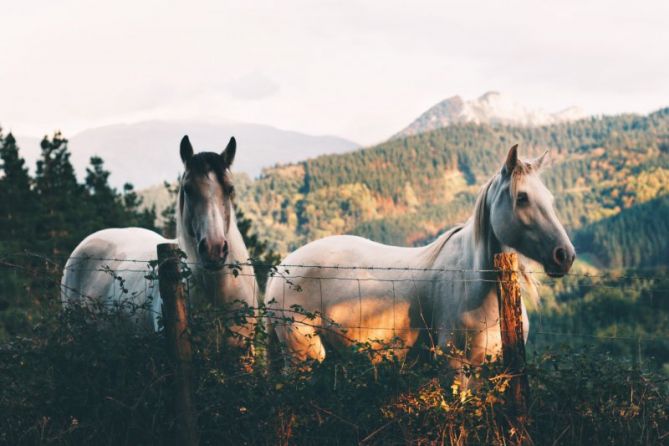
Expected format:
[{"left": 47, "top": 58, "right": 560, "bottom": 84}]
[
  {"left": 223, "top": 72, "right": 280, "bottom": 100},
  {"left": 1, "top": 0, "right": 667, "bottom": 144}
]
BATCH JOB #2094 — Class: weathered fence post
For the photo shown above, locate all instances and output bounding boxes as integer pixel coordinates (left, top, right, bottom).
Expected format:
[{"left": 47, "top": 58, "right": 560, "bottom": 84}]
[
  {"left": 494, "top": 252, "right": 530, "bottom": 444},
  {"left": 158, "top": 243, "right": 199, "bottom": 446}
]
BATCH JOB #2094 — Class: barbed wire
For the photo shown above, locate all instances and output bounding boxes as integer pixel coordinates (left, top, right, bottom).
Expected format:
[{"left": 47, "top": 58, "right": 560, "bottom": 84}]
[
  {"left": 5, "top": 261, "right": 669, "bottom": 297},
  {"left": 1, "top": 250, "right": 667, "bottom": 281},
  {"left": 2, "top": 250, "right": 669, "bottom": 345}
]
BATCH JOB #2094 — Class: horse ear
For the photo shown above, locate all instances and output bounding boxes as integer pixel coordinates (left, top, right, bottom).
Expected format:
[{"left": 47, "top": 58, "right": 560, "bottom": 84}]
[
  {"left": 531, "top": 150, "right": 550, "bottom": 170},
  {"left": 502, "top": 144, "right": 519, "bottom": 176},
  {"left": 180, "top": 135, "right": 193, "bottom": 163},
  {"left": 222, "top": 136, "right": 236, "bottom": 167}
]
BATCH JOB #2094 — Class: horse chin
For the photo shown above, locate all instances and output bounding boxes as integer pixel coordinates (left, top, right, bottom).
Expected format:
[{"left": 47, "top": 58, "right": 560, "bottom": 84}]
[
  {"left": 202, "top": 256, "right": 227, "bottom": 272},
  {"left": 546, "top": 270, "right": 566, "bottom": 278},
  {"left": 543, "top": 263, "right": 567, "bottom": 278},
  {"left": 203, "top": 264, "right": 224, "bottom": 272}
]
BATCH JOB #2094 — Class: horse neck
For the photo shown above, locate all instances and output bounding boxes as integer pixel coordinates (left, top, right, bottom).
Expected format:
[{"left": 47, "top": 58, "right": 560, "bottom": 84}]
[
  {"left": 429, "top": 221, "right": 500, "bottom": 275},
  {"left": 428, "top": 178, "right": 505, "bottom": 303},
  {"left": 224, "top": 213, "right": 252, "bottom": 265}
]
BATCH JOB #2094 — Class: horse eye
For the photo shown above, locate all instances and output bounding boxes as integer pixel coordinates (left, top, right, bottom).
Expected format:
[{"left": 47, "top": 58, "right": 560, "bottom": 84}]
[
  {"left": 516, "top": 192, "right": 529, "bottom": 205},
  {"left": 227, "top": 185, "right": 235, "bottom": 196},
  {"left": 182, "top": 184, "right": 193, "bottom": 196}
]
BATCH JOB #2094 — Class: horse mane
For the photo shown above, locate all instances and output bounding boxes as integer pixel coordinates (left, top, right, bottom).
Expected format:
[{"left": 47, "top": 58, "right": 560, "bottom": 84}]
[
  {"left": 473, "top": 165, "right": 541, "bottom": 305},
  {"left": 474, "top": 160, "right": 537, "bottom": 245},
  {"left": 473, "top": 175, "right": 495, "bottom": 248},
  {"left": 425, "top": 169, "right": 507, "bottom": 265},
  {"left": 175, "top": 176, "right": 188, "bottom": 243},
  {"left": 424, "top": 224, "right": 464, "bottom": 264}
]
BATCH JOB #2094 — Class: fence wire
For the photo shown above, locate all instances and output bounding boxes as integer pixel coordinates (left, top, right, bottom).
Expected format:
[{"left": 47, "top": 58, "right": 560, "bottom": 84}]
[
  {"left": 1, "top": 250, "right": 668, "bottom": 351},
  {"left": 2, "top": 249, "right": 668, "bottom": 280}
]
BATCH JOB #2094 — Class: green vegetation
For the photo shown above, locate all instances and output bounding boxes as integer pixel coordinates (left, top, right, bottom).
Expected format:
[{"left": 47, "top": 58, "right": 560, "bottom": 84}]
[
  {"left": 0, "top": 303, "right": 666, "bottom": 445},
  {"left": 575, "top": 195, "right": 669, "bottom": 269},
  {"left": 2, "top": 110, "right": 669, "bottom": 444},
  {"left": 237, "top": 110, "right": 669, "bottom": 257},
  {"left": 530, "top": 274, "right": 669, "bottom": 373}
]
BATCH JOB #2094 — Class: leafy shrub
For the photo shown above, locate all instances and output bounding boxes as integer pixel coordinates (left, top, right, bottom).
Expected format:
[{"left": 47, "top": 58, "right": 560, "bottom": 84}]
[{"left": 0, "top": 303, "right": 667, "bottom": 445}]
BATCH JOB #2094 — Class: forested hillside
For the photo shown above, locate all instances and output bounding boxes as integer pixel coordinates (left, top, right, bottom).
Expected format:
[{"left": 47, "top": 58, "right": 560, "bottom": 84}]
[
  {"left": 575, "top": 195, "right": 669, "bottom": 269},
  {"left": 235, "top": 109, "right": 669, "bottom": 264}
]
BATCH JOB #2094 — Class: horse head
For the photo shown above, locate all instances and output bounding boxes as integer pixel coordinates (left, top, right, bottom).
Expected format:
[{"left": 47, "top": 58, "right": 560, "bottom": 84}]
[
  {"left": 483, "top": 145, "right": 575, "bottom": 277},
  {"left": 178, "top": 135, "right": 237, "bottom": 271}
]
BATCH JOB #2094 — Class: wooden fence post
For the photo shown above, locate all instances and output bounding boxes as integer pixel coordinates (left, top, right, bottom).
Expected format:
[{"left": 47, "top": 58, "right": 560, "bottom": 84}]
[
  {"left": 494, "top": 252, "right": 530, "bottom": 443},
  {"left": 158, "top": 243, "right": 199, "bottom": 446}
]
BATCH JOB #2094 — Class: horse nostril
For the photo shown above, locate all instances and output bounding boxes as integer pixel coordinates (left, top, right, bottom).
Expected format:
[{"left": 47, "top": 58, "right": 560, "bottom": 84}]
[
  {"left": 197, "top": 239, "right": 207, "bottom": 256},
  {"left": 553, "top": 247, "right": 567, "bottom": 265},
  {"left": 221, "top": 241, "right": 229, "bottom": 258}
]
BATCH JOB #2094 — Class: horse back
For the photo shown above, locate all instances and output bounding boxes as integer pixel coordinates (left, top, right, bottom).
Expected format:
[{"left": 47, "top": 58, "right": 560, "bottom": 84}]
[{"left": 61, "top": 228, "right": 170, "bottom": 330}]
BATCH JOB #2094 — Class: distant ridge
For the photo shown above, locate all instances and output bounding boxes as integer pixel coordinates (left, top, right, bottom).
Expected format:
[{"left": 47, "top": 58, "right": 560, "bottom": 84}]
[
  {"left": 15, "top": 120, "right": 358, "bottom": 188},
  {"left": 393, "top": 91, "right": 586, "bottom": 139}
]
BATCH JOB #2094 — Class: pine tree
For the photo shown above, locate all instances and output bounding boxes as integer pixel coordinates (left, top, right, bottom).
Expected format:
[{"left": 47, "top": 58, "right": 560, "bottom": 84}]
[
  {"left": 121, "top": 183, "right": 157, "bottom": 229},
  {"left": 235, "top": 208, "right": 281, "bottom": 292},
  {"left": 85, "top": 157, "right": 156, "bottom": 231},
  {"left": 34, "top": 132, "right": 84, "bottom": 258},
  {"left": 0, "top": 131, "right": 38, "bottom": 252},
  {"left": 84, "top": 156, "right": 124, "bottom": 229},
  {"left": 160, "top": 180, "right": 179, "bottom": 238},
  {"left": 0, "top": 131, "right": 41, "bottom": 333}
]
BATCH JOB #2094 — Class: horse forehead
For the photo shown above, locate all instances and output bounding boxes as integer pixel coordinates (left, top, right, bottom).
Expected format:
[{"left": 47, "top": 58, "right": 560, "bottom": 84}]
[
  {"left": 186, "top": 164, "right": 224, "bottom": 187},
  {"left": 198, "top": 172, "right": 225, "bottom": 198},
  {"left": 186, "top": 153, "right": 226, "bottom": 179},
  {"left": 531, "top": 176, "right": 553, "bottom": 200},
  {"left": 517, "top": 173, "right": 553, "bottom": 200}
]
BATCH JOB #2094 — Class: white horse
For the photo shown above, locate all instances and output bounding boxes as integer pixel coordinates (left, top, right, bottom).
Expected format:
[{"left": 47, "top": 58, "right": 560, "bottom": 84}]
[
  {"left": 61, "top": 136, "right": 257, "bottom": 337},
  {"left": 266, "top": 145, "right": 575, "bottom": 372}
]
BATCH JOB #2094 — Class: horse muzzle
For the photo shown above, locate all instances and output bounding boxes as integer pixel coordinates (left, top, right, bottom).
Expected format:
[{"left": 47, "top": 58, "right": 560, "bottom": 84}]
[
  {"left": 198, "top": 239, "right": 229, "bottom": 271},
  {"left": 544, "top": 245, "right": 575, "bottom": 278}
]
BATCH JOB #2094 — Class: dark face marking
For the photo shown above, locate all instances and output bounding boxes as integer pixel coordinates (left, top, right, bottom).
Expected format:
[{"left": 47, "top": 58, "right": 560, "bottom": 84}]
[{"left": 179, "top": 151, "right": 236, "bottom": 270}]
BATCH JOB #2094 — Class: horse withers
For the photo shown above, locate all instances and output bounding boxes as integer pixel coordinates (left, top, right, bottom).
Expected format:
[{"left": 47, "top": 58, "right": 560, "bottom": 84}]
[
  {"left": 266, "top": 145, "right": 574, "bottom": 377},
  {"left": 61, "top": 136, "right": 257, "bottom": 342}
]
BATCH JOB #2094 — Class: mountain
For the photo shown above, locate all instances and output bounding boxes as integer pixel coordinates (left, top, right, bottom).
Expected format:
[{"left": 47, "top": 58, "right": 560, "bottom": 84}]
[
  {"left": 228, "top": 109, "right": 669, "bottom": 257},
  {"left": 393, "top": 91, "right": 587, "bottom": 139},
  {"left": 15, "top": 120, "right": 358, "bottom": 188}
]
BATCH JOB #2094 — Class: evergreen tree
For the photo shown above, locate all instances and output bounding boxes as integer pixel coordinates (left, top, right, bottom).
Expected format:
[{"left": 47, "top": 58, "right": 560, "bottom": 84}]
[
  {"left": 121, "top": 183, "right": 157, "bottom": 229},
  {"left": 84, "top": 156, "right": 125, "bottom": 229},
  {"left": 0, "top": 131, "right": 38, "bottom": 252},
  {"left": 33, "top": 132, "right": 84, "bottom": 258},
  {"left": 0, "top": 131, "right": 41, "bottom": 335},
  {"left": 235, "top": 208, "right": 281, "bottom": 292},
  {"left": 83, "top": 157, "right": 156, "bottom": 230},
  {"left": 160, "top": 180, "right": 179, "bottom": 238}
]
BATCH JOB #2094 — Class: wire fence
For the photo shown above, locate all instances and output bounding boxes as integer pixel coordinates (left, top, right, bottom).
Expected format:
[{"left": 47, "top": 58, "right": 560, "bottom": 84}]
[
  {"left": 1, "top": 249, "right": 668, "bottom": 348},
  {"left": 3, "top": 250, "right": 667, "bottom": 278}
]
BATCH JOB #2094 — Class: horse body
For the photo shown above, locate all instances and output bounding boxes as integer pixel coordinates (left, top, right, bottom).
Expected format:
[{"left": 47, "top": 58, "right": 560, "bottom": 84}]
[
  {"left": 266, "top": 225, "right": 502, "bottom": 366},
  {"left": 61, "top": 136, "right": 257, "bottom": 334},
  {"left": 266, "top": 145, "right": 574, "bottom": 371},
  {"left": 62, "top": 227, "right": 172, "bottom": 330}
]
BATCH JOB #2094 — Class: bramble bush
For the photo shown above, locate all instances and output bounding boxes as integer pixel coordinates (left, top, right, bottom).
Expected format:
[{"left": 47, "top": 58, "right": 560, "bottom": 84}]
[{"left": 0, "top": 301, "right": 667, "bottom": 446}]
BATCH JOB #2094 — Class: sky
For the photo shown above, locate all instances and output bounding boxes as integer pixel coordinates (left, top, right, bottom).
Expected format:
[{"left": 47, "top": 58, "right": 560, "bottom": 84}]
[{"left": 1, "top": 0, "right": 668, "bottom": 145}]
